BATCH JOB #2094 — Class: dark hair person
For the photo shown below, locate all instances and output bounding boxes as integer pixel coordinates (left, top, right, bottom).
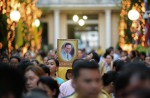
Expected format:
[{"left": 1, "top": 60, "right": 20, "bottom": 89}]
[
  {"left": 67, "top": 59, "right": 101, "bottom": 98},
  {"left": 39, "top": 64, "right": 50, "bottom": 76},
  {"left": 0, "top": 63, "right": 25, "bottom": 98},
  {"left": 38, "top": 76, "right": 60, "bottom": 98},
  {"left": 65, "top": 69, "right": 72, "bottom": 80},
  {"left": 100, "top": 71, "right": 117, "bottom": 98},
  {"left": 114, "top": 62, "right": 149, "bottom": 98},
  {"left": 113, "top": 59, "right": 125, "bottom": 72},
  {"left": 46, "top": 58, "right": 64, "bottom": 85},
  {"left": 25, "top": 65, "right": 45, "bottom": 91},
  {"left": 1, "top": 55, "right": 9, "bottom": 63},
  {"left": 10, "top": 55, "right": 21, "bottom": 67}
]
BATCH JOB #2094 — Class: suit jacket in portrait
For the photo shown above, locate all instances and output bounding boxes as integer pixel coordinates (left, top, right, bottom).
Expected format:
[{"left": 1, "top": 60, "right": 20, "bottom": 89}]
[{"left": 61, "top": 50, "right": 72, "bottom": 61}]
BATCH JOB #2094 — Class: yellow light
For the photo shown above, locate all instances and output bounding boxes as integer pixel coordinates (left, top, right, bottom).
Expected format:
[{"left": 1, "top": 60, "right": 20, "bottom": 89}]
[
  {"left": 128, "top": 9, "right": 140, "bottom": 20},
  {"left": 83, "top": 15, "right": 88, "bottom": 20},
  {"left": 32, "top": 19, "right": 40, "bottom": 27},
  {"left": 10, "top": 10, "right": 21, "bottom": 22},
  {"left": 78, "top": 19, "right": 85, "bottom": 26},
  {"left": 73, "top": 15, "right": 79, "bottom": 22}
]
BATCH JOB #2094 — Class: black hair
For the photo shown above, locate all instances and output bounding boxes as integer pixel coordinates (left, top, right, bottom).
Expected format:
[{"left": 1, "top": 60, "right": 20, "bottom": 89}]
[
  {"left": 23, "top": 88, "right": 48, "bottom": 98},
  {"left": 126, "top": 88, "right": 150, "bottom": 98},
  {"left": 10, "top": 55, "right": 21, "bottom": 62},
  {"left": 0, "top": 62, "right": 25, "bottom": 98},
  {"left": 17, "top": 60, "right": 33, "bottom": 75},
  {"left": 64, "top": 43, "right": 72, "bottom": 47},
  {"left": 103, "top": 48, "right": 113, "bottom": 58},
  {"left": 31, "top": 59, "right": 40, "bottom": 65},
  {"left": 113, "top": 60, "right": 125, "bottom": 72},
  {"left": 89, "top": 51, "right": 100, "bottom": 63},
  {"left": 72, "top": 59, "right": 99, "bottom": 79},
  {"left": 102, "top": 71, "right": 117, "bottom": 86},
  {"left": 122, "top": 50, "right": 128, "bottom": 56},
  {"left": 39, "top": 64, "right": 50, "bottom": 76},
  {"left": 38, "top": 76, "right": 59, "bottom": 98},
  {"left": 48, "top": 58, "right": 59, "bottom": 67},
  {"left": 114, "top": 62, "right": 148, "bottom": 95},
  {"left": 65, "top": 69, "right": 72, "bottom": 80},
  {"left": 1, "top": 55, "right": 9, "bottom": 61},
  {"left": 140, "top": 52, "right": 146, "bottom": 57},
  {"left": 131, "top": 50, "right": 137, "bottom": 58}
]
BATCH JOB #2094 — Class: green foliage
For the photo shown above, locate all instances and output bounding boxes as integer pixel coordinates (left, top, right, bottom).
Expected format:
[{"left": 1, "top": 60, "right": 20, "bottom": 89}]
[{"left": 136, "top": 45, "right": 150, "bottom": 54}]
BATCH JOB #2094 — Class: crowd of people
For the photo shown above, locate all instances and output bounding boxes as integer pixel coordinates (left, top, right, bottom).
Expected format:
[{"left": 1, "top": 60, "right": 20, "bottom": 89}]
[{"left": 0, "top": 46, "right": 150, "bottom": 98}]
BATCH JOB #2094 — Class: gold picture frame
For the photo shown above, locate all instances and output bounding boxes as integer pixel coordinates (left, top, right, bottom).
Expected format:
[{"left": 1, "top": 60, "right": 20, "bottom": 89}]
[{"left": 57, "top": 39, "right": 78, "bottom": 67}]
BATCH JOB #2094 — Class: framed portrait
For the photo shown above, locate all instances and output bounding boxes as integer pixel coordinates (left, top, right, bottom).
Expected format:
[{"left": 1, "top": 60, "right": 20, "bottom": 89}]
[{"left": 57, "top": 39, "right": 78, "bottom": 67}]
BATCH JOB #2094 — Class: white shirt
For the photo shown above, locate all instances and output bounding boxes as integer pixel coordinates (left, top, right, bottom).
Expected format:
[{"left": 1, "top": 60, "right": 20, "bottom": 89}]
[{"left": 58, "top": 80, "right": 75, "bottom": 98}]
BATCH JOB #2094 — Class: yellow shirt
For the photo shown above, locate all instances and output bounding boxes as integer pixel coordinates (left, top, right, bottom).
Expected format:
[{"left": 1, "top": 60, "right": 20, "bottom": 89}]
[
  {"left": 99, "top": 89, "right": 112, "bottom": 98},
  {"left": 66, "top": 93, "right": 102, "bottom": 98}
]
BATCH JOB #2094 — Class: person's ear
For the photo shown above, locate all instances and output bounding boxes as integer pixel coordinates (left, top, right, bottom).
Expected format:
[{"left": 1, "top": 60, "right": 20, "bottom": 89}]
[
  {"left": 52, "top": 89, "right": 56, "bottom": 96},
  {"left": 56, "top": 66, "right": 58, "bottom": 71},
  {"left": 110, "top": 82, "right": 114, "bottom": 87}
]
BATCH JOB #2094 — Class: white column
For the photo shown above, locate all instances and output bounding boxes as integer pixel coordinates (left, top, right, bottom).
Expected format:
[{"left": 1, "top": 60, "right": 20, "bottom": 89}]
[
  {"left": 54, "top": 10, "right": 60, "bottom": 49},
  {"left": 105, "top": 9, "right": 111, "bottom": 48}
]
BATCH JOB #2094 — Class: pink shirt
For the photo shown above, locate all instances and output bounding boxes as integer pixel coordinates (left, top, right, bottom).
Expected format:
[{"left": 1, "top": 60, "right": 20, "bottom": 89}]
[{"left": 58, "top": 79, "right": 75, "bottom": 98}]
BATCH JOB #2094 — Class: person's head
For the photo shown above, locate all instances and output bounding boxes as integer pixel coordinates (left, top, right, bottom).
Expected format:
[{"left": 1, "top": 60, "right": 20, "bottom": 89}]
[
  {"left": 115, "top": 46, "right": 122, "bottom": 55},
  {"left": 31, "top": 59, "right": 39, "bottom": 66},
  {"left": 43, "top": 57, "right": 48, "bottom": 65},
  {"left": 25, "top": 65, "right": 45, "bottom": 91},
  {"left": 65, "top": 69, "right": 72, "bottom": 80},
  {"left": 23, "top": 88, "right": 49, "bottom": 98},
  {"left": 103, "top": 48, "right": 114, "bottom": 58},
  {"left": 125, "top": 88, "right": 150, "bottom": 98},
  {"left": 140, "top": 52, "right": 146, "bottom": 61},
  {"left": 129, "top": 50, "right": 136, "bottom": 59},
  {"left": 24, "top": 52, "right": 31, "bottom": 60},
  {"left": 145, "top": 56, "right": 150, "bottom": 67},
  {"left": 0, "top": 63, "right": 25, "bottom": 98},
  {"left": 105, "top": 55, "right": 113, "bottom": 65},
  {"left": 18, "top": 60, "right": 33, "bottom": 75},
  {"left": 72, "top": 59, "right": 101, "bottom": 98},
  {"left": 85, "top": 51, "right": 100, "bottom": 63},
  {"left": 38, "top": 76, "right": 59, "bottom": 98},
  {"left": 121, "top": 50, "right": 128, "bottom": 57},
  {"left": 1, "top": 55, "right": 9, "bottom": 63},
  {"left": 10, "top": 56, "right": 21, "bottom": 67},
  {"left": 47, "top": 50, "right": 56, "bottom": 59},
  {"left": 114, "top": 62, "right": 149, "bottom": 98},
  {"left": 113, "top": 60, "right": 125, "bottom": 72},
  {"left": 102, "top": 71, "right": 117, "bottom": 93},
  {"left": 64, "top": 43, "right": 72, "bottom": 54},
  {"left": 39, "top": 64, "right": 50, "bottom": 76},
  {"left": 77, "top": 49, "right": 83, "bottom": 59},
  {"left": 46, "top": 58, "right": 59, "bottom": 75}
]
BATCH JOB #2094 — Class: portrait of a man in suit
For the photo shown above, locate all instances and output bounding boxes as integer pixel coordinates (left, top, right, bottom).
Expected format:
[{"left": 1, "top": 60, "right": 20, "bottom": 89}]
[{"left": 61, "top": 43, "right": 73, "bottom": 61}]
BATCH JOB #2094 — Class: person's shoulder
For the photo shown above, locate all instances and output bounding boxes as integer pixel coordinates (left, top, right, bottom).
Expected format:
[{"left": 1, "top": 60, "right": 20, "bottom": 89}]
[
  {"left": 99, "top": 93, "right": 108, "bottom": 98},
  {"left": 56, "top": 77, "right": 65, "bottom": 84},
  {"left": 63, "top": 93, "right": 77, "bottom": 98},
  {"left": 61, "top": 80, "right": 72, "bottom": 85}
]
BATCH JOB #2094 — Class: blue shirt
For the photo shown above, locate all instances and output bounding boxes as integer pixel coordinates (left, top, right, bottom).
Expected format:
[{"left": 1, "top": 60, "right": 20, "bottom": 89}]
[{"left": 56, "top": 77, "right": 65, "bottom": 85}]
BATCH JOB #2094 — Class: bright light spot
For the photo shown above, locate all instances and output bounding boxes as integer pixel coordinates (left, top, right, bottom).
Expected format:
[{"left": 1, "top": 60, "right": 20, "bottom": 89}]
[
  {"left": 78, "top": 19, "right": 85, "bottom": 26},
  {"left": 83, "top": 15, "right": 88, "bottom": 20},
  {"left": 10, "top": 10, "right": 21, "bottom": 22},
  {"left": 73, "top": 15, "right": 79, "bottom": 22},
  {"left": 32, "top": 19, "right": 40, "bottom": 27},
  {"left": 128, "top": 9, "right": 140, "bottom": 20}
]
